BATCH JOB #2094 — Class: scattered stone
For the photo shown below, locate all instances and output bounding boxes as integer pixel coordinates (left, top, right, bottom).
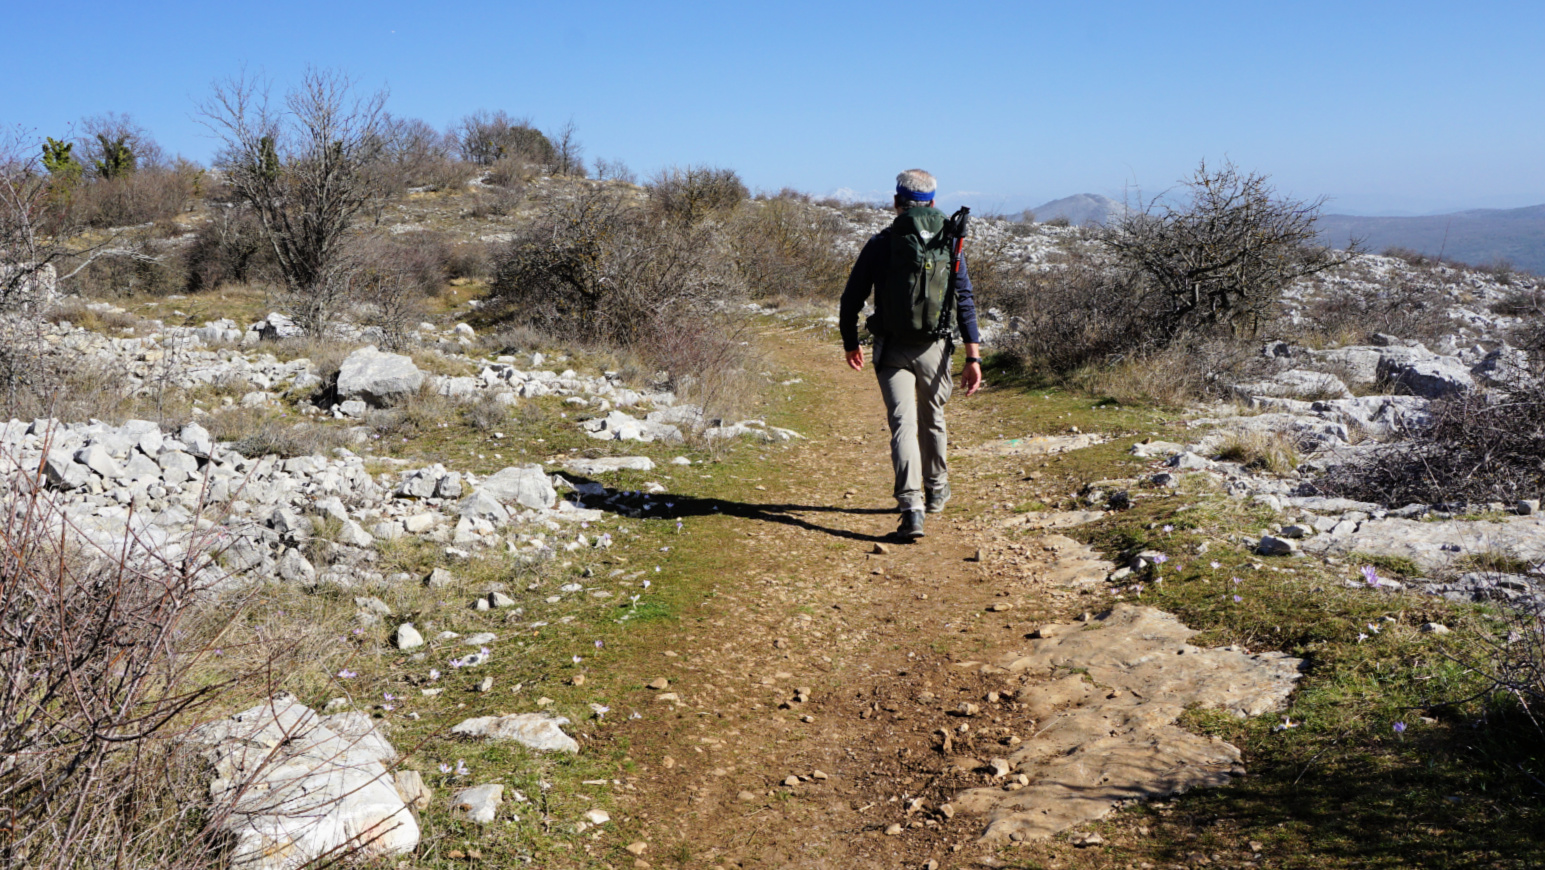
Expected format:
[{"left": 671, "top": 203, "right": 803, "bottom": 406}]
[
  {"left": 450, "top": 784, "right": 503, "bottom": 824},
  {"left": 277, "top": 548, "right": 317, "bottom": 583},
  {"left": 1301, "top": 514, "right": 1545, "bottom": 574},
  {"left": 424, "top": 568, "right": 455, "bottom": 588},
  {"left": 450, "top": 713, "right": 579, "bottom": 753},
  {"left": 737, "top": 790, "right": 759, "bottom": 802},
  {"left": 1420, "top": 623, "right": 1451, "bottom": 635},
  {"left": 395, "top": 770, "right": 432, "bottom": 809},
  {"left": 1070, "top": 832, "right": 1105, "bottom": 847},
  {"left": 585, "top": 808, "right": 611, "bottom": 825},
  {"left": 626, "top": 841, "right": 648, "bottom": 856},
  {"left": 872, "top": 543, "right": 891, "bottom": 555},
  {"left": 647, "top": 678, "right": 670, "bottom": 690},
  {"left": 393, "top": 623, "right": 424, "bottom": 650},
  {"left": 337, "top": 346, "right": 424, "bottom": 407},
  {"left": 565, "top": 456, "right": 655, "bottom": 474},
  {"left": 191, "top": 695, "right": 418, "bottom": 868},
  {"left": 1002, "top": 510, "right": 1105, "bottom": 531},
  {"left": 1257, "top": 534, "right": 1299, "bottom": 557},
  {"left": 479, "top": 464, "right": 557, "bottom": 510},
  {"left": 885, "top": 823, "right": 904, "bottom": 836},
  {"left": 783, "top": 775, "right": 800, "bottom": 787}
]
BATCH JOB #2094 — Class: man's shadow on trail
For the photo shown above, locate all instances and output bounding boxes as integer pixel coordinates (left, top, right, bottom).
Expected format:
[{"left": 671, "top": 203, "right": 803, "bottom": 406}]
[{"left": 564, "top": 477, "right": 896, "bottom": 544}]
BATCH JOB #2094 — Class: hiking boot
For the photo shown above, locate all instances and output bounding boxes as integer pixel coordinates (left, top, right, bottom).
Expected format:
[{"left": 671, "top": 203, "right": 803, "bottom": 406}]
[
  {"left": 925, "top": 483, "right": 952, "bottom": 514},
  {"left": 895, "top": 510, "right": 925, "bottom": 541}
]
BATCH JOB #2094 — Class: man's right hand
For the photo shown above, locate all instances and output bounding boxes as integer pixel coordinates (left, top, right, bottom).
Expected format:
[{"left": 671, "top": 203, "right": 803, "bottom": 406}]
[{"left": 846, "top": 348, "right": 864, "bottom": 371}]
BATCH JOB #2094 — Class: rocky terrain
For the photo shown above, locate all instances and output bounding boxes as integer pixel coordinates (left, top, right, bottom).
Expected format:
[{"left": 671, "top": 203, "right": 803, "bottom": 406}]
[{"left": 5, "top": 185, "right": 1542, "bottom": 869}]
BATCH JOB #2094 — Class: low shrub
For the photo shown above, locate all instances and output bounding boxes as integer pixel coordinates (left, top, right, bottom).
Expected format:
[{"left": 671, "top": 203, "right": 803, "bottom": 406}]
[
  {"left": 206, "top": 407, "right": 356, "bottom": 458},
  {"left": 1296, "top": 264, "right": 1456, "bottom": 347},
  {"left": 647, "top": 165, "right": 747, "bottom": 226},
  {"left": 183, "top": 205, "right": 276, "bottom": 293},
  {"left": 1317, "top": 380, "right": 1545, "bottom": 506},
  {"left": 347, "top": 231, "right": 454, "bottom": 348},
  {"left": 487, "top": 186, "right": 742, "bottom": 348},
  {"left": 0, "top": 319, "right": 139, "bottom": 421},
  {"left": 991, "top": 253, "right": 1155, "bottom": 373},
  {"left": 727, "top": 194, "right": 849, "bottom": 299},
  {"left": 72, "top": 162, "right": 199, "bottom": 228}
]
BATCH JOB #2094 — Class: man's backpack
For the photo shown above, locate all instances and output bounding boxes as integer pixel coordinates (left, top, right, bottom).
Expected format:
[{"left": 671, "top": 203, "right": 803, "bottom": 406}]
[{"left": 874, "top": 205, "right": 956, "bottom": 344}]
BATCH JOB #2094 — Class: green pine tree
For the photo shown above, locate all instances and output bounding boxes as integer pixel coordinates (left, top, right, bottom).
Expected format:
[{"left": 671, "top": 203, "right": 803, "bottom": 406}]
[
  {"left": 41, "top": 137, "right": 82, "bottom": 182},
  {"left": 93, "top": 134, "right": 136, "bottom": 179},
  {"left": 257, "top": 136, "right": 280, "bottom": 183}
]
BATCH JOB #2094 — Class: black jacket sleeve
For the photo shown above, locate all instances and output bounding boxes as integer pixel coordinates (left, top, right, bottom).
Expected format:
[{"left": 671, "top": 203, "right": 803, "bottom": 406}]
[
  {"left": 838, "top": 232, "right": 887, "bottom": 352},
  {"left": 952, "top": 255, "right": 982, "bottom": 345}
]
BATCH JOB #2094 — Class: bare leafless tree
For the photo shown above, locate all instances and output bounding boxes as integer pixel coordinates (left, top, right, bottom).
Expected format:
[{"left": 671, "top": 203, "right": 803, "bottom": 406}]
[
  {"left": 549, "top": 118, "right": 586, "bottom": 178},
  {"left": 1099, "top": 160, "right": 1356, "bottom": 339},
  {"left": 453, "top": 110, "right": 555, "bottom": 170},
  {"left": 198, "top": 68, "right": 388, "bottom": 333}
]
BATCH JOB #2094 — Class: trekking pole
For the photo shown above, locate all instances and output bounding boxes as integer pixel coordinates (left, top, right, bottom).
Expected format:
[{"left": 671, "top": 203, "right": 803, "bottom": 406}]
[{"left": 947, "top": 206, "right": 971, "bottom": 278}]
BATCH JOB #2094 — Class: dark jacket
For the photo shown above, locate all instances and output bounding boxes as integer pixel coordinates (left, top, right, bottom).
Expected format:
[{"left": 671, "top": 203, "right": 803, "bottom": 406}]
[{"left": 838, "top": 227, "right": 982, "bottom": 352}]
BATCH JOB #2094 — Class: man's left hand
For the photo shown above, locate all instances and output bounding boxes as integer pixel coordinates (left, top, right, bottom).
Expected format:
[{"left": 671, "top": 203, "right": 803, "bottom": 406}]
[{"left": 962, "top": 361, "right": 982, "bottom": 396}]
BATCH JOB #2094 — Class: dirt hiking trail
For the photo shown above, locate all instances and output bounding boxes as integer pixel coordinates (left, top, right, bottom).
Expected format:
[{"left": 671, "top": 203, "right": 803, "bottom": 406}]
[{"left": 588, "top": 325, "right": 1299, "bottom": 870}]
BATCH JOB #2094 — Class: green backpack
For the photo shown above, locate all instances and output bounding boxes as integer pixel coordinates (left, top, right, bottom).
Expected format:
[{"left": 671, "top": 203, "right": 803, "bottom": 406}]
[{"left": 875, "top": 205, "right": 955, "bottom": 343}]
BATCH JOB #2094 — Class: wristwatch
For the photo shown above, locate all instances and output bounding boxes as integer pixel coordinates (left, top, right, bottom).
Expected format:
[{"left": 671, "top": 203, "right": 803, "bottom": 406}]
[{"left": 964, "top": 356, "right": 982, "bottom": 365}]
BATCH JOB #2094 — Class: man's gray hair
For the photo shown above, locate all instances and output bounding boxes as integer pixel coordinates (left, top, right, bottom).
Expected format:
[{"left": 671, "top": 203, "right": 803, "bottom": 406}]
[{"left": 896, "top": 169, "right": 937, "bottom": 201}]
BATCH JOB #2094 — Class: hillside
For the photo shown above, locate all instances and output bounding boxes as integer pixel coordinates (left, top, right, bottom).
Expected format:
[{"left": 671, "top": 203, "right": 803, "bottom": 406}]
[
  {"left": 1028, "top": 193, "right": 1127, "bottom": 226},
  {"left": 1317, "top": 203, "right": 1545, "bottom": 274}
]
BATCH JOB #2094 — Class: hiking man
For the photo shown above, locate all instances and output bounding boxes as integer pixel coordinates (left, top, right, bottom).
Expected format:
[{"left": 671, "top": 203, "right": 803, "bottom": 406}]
[{"left": 840, "top": 169, "right": 982, "bottom": 541}]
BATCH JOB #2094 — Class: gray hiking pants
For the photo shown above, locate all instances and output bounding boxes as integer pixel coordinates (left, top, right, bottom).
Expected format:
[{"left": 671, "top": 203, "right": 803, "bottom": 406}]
[{"left": 875, "top": 337, "right": 952, "bottom": 512}]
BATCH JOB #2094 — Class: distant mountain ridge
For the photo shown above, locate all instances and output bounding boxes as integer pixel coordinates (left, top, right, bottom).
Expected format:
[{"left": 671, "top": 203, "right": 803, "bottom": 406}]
[
  {"left": 1029, "top": 193, "right": 1127, "bottom": 226},
  {"left": 1315, "top": 204, "right": 1545, "bottom": 275}
]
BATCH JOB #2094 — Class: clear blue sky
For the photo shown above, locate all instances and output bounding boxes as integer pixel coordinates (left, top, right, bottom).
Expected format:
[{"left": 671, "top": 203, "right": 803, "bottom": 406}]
[{"left": 5, "top": 0, "right": 1542, "bottom": 215}]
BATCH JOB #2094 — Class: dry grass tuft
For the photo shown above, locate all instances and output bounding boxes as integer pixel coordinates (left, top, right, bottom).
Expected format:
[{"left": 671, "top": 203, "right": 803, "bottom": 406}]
[{"left": 1213, "top": 430, "right": 1303, "bottom": 475}]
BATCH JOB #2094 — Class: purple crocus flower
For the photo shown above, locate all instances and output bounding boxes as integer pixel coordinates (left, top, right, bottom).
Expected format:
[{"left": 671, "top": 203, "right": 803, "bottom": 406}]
[{"left": 1361, "top": 566, "right": 1380, "bottom": 588}]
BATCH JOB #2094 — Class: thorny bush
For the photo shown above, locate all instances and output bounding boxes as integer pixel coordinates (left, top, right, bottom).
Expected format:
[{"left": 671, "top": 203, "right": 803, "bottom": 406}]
[
  {"left": 1317, "top": 377, "right": 1545, "bottom": 507},
  {"left": 0, "top": 464, "right": 249, "bottom": 867},
  {"left": 728, "top": 191, "right": 849, "bottom": 300},
  {"left": 487, "top": 185, "right": 741, "bottom": 348}
]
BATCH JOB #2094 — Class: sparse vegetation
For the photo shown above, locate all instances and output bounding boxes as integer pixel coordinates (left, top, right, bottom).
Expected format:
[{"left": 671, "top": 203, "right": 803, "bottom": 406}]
[
  {"left": 1318, "top": 378, "right": 1545, "bottom": 505},
  {"left": 1213, "top": 429, "right": 1303, "bottom": 475}
]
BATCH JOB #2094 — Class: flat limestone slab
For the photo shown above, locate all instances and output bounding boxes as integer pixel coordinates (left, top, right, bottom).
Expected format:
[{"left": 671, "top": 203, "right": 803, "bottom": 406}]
[
  {"left": 954, "top": 604, "right": 1303, "bottom": 842},
  {"left": 1302, "top": 514, "right": 1545, "bottom": 573},
  {"left": 1032, "top": 534, "right": 1118, "bottom": 587},
  {"left": 1001, "top": 510, "right": 1106, "bottom": 531},
  {"left": 965, "top": 433, "right": 1106, "bottom": 458}
]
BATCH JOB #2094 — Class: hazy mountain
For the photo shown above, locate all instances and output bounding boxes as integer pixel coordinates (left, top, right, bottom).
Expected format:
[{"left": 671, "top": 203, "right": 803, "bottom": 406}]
[
  {"left": 1029, "top": 193, "right": 1128, "bottom": 226},
  {"left": 1316, "top": 204, "right": 1545, "bottom": 275}
]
